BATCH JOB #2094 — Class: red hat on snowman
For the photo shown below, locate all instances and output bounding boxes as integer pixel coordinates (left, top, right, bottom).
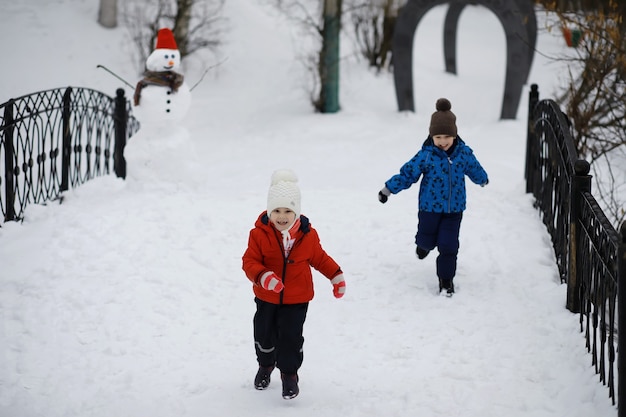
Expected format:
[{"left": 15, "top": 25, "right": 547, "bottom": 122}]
[{"left": 155, "top": 28, "right": 178, "bottom": 50}]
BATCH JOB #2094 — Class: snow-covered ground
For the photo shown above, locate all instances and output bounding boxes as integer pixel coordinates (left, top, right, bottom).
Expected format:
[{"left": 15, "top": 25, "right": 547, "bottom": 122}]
[{"left": 0, "top": 1, "right": 617, "bottom": 416}]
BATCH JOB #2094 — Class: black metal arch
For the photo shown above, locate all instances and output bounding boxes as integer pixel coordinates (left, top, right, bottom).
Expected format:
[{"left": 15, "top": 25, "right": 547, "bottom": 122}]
[
  {"left": 443, "top": 0, "right": 536, "bottom": 80},
  {"left": 393, "top": 0, "right": 536, "bottom": 119}
]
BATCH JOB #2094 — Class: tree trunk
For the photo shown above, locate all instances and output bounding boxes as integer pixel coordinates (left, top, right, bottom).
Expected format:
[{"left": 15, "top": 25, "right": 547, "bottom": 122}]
[
  {"left": 380, "top": 0, "right": 397, "bottom": 71},
  {"left": 319, "top": 0, "right": 342, "bottom": 113},
  {"left": 174, "top": 0, "right": 194, "bottom": 58},
  {"left": 98, "top": 0, "right": 117, "bottom": 28}
]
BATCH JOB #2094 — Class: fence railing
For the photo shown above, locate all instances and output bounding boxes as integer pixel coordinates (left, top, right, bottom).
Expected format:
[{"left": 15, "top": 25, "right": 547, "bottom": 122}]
[
  {"left": 1, "top": 87, "right": 140, "bottom": 222},
  {"left": 526, "top": 83, "right": 626, "bottom": 412}
]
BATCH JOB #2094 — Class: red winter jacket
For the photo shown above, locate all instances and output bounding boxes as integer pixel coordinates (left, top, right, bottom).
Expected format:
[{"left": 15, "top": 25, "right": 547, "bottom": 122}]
[{"left": 242, "top": 212, "right": 342, "bottom": 305}]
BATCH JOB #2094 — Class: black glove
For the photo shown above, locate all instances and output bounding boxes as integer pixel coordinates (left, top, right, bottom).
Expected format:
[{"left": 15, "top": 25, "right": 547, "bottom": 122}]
[{"left": 378, "top": 187, "right": 390, "bottom": 204}]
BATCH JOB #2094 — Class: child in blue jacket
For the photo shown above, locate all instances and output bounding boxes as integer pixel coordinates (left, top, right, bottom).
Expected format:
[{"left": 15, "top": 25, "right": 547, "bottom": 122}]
[{"left": 378, "top": 98, "right": 488, "bottom": 295}]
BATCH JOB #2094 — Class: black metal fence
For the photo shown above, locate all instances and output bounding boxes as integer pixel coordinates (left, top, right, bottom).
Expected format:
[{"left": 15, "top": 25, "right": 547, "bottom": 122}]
[
  {"left": 1, "top": 87, "right": 140, "bottom": 222},
  {"left": 526, "top": 83, "right": 626, "bottom": 412}
]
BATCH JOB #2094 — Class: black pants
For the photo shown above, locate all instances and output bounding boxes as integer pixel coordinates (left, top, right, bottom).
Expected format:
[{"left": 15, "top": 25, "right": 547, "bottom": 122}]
[
  {"left": 415, "top": 211, "right": 463, "bottom": 281},
  {"left": 253, "top": 297, "right": 309, "bottom": 375}
]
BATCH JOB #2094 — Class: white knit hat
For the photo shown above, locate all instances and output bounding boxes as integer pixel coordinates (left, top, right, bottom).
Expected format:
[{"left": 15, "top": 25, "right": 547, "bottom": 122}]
[{"left": 267, "top": 169, "right": 301, "bottom": 217}]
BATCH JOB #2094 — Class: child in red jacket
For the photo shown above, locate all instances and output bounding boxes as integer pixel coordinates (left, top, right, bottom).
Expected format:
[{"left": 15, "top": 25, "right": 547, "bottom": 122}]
[{"left": 242, "top": 169, "right": 346, "bottom": 400}]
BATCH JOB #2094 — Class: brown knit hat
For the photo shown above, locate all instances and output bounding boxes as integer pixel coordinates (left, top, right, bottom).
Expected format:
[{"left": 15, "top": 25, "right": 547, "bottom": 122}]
[{"left": 429, "top": 98, "right": 457, "bottom": 137}]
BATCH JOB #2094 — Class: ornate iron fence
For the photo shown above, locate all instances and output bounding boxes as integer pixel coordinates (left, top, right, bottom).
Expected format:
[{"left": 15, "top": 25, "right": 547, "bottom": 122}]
[
  {"left": 526, "top": 84, "right": 626, "bottom": 412},
  {"left": 1, "top": 87, "right": 140, "bottom": 222}
]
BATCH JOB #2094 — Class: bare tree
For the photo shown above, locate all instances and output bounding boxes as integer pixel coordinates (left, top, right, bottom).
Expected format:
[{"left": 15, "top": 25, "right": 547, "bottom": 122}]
[
  {"left": 121, "top": 0, "right": 225, "bottom": 73},
  {"left": 538, "top": 0, "right": 626, "bottom": 228},
  {"left": 98, "top": 0, "right": 118, "bottom": 28},
  {"left": 267, "top": 0, "right": 346, "bottom": 112},
  {"left": 347, "top": 0, "right": 399, "bottom": 72},
  {"left": 173, "top": 0, "right": 193, "bottom": 57}
]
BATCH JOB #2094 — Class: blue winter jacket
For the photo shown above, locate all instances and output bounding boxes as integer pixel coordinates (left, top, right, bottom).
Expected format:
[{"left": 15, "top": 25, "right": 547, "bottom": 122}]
[{"left": 384, "top": 136, "right": 488, "bottom": 213}]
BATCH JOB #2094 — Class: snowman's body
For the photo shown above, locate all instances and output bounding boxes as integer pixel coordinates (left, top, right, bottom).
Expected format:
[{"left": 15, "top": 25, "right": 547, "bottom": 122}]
[
  {"left": 132, "top": 80, "right": 191, "bottom": 124},
  {"left": 125, "top": 28, "right": 194, "bottom": 183}
]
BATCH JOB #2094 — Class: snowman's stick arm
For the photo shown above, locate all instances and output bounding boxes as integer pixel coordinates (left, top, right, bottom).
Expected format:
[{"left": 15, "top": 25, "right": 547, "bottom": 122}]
[
  {"left": 189, "top": 70, "right": 209, "bottom": 92},
  {"left": 189, "top": 57, "right": 229, "bottom": 92},
  {"left": 96, "top": 65, "right": 134, "bottom": 89}
]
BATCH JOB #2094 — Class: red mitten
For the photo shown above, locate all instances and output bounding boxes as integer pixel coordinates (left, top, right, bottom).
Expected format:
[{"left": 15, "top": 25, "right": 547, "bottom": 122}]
[
  {"left": 259, "top": 272, "right": 284, "bottom": 293},
  {"left": 331, "top": 274, "right": 346, "bottom": 298}
]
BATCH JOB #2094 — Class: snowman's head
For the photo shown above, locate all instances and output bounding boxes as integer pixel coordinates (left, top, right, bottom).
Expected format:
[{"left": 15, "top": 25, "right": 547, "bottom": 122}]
[{"left": 146, "top": 48, "right": 181, "bottom": 72}]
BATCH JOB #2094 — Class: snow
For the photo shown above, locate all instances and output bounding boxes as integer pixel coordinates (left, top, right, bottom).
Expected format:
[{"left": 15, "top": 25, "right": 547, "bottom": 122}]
[{"left": 0, "top": 1, "right": 617, "bottom": 416}]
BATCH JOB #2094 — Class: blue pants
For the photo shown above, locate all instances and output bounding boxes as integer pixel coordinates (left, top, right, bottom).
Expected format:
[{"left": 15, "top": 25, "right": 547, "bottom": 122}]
[{"left": 415, "top": 211, "right": 463, "bottom": 282}]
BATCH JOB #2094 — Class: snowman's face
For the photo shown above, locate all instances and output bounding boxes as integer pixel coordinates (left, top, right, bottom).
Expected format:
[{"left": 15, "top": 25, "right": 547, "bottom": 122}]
[{"left": 146, "top": 48, "right": 181, "bottom": 72}]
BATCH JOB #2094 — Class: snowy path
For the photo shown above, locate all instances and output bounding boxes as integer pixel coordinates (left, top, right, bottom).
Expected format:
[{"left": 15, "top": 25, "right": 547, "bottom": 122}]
[
  {"left": 0, "top": 109, "right": 616, "bottom": 417},
  {"left": 0, "top": 0, "right": 618, "bottom": 416}
]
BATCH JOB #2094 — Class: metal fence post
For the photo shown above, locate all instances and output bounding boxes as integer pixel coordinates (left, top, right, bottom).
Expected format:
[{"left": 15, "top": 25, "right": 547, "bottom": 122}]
[
  {"left": 525, "top": 84, "right": 539, "bottom": 193},
  {"left": 617, "top": 221, "right": 626, "bottom": 417},
  {"left": 61, "top": 87, "right": 72, "bottom": 192},
  {"left": 567, "top": 159, "right": 591, "bottom": 313},
  {"left": 3, "top": 100, "right": 16, "bottom": 222},
  {"left": 113, "top": 88, "right": 127, "bottom": 179}
]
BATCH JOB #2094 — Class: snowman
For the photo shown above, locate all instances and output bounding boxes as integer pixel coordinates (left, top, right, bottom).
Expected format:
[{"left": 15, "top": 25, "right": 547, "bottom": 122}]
[
  {"left": 125, "top": 28, "right": 196, "bottom": 185},
  {"left": 132, "top": 27, "right": 192, "bottom": 125}
]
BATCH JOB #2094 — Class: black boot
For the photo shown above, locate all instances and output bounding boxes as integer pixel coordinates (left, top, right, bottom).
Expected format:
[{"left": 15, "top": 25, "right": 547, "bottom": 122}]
[
  {"left": 416, "top": 246, "right": 430, "bottom": 259},
  {"left": 439, "top": 279, "right": 454, "bottom": 296},
  {"left": 254, "top": 365, "right": 274, "bottom": 390},
  {"left": 281, "top": 372, "right": 299, "bottom": 399}
]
